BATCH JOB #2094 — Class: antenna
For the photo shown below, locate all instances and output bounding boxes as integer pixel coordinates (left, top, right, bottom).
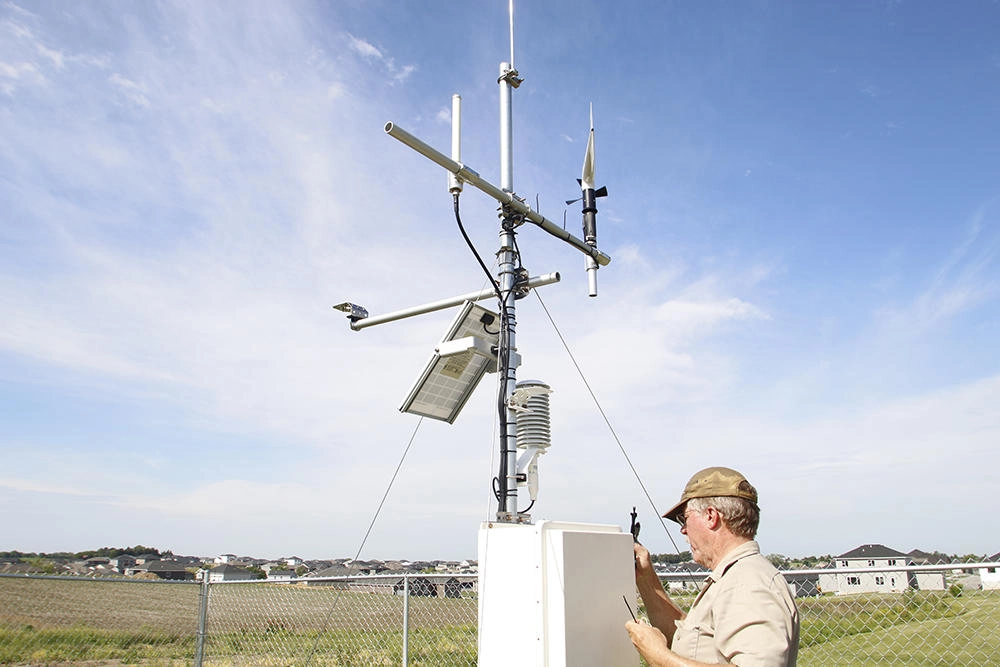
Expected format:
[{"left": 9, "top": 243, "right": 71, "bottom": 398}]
[
  {"left": 508, "top": 0, "right": 515, "bottom": 69},
  {"left": 449, "top": 94, "right": 462, "bottom": 194}
]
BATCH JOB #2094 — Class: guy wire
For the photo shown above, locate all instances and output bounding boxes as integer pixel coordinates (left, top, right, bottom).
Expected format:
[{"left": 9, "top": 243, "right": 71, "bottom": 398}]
[
  {"left": 531, "top": 290, "right": 687, "bottom": 556},
  {"left": 302, "top": 417, "right": 424, "bottom": 666}
]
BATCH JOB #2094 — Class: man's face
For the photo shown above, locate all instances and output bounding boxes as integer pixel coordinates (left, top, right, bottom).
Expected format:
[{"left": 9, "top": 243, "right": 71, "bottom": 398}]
[{"left": 679, "top": 505, "right": 710, "bottom": 567}]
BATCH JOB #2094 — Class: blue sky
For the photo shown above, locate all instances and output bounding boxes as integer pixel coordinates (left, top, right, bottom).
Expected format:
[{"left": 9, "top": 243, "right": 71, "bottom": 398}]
[{"left": 1, "top": 1, "right": 998, "bottom": 561}]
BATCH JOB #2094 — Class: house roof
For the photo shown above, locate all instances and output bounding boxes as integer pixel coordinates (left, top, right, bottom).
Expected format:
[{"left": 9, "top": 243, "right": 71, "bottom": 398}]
[
  {"left": 147, "top": 561, "right": 189, "bottom": 572},
  {"left": 210, "top": 564, "right": 252, "bottom": 574},
  {"left": 307, "top": 564, "right": 363, "bottom": 578},
  {"left": 838, "top": 544, "right": 908, "bottom": 559},
  {"left": 908, "top": 549, "right": 951, "bottom": 564}
]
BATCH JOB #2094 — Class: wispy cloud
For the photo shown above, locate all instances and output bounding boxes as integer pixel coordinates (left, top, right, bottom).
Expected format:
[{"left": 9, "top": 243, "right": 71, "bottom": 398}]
[
  {"left": 878, "top": 204, "right": 999, "bottom": 329},
  {"left": 0, "top": 477, "right": 109, "bottom": 497},
  {"left": 108, "top": 72, "right": 150, "bottom": 108},
  {"left": 347, "top": 32, "right": 417, "bottom": 84}
]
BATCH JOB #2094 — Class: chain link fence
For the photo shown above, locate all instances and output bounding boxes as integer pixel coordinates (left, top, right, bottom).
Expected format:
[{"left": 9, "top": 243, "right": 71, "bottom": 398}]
[{"left": 2, "top": 566, "right": 998, "bottom": 665}]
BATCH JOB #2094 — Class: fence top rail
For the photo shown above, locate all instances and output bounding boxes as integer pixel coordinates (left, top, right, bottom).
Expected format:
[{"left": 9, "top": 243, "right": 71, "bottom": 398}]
[
  {"left": 783, "top": 562, "right": 995, "bottom": 576},
  {"left": 0, "top": 572, "right": 199, "bottom": 584},
  {"left": 207, "top": 572, "right": 479, "bottom": 585},
  {"left": 4, "top": 563, "right": 992, "bottom": 585},
  {"left": 655, "top": 561, "right": 996, "bottom": 581}
]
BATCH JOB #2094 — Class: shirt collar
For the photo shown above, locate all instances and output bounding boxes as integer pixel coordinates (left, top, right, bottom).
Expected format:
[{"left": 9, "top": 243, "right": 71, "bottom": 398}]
[{"left": 708, "top": 540, "right": 760, "bottom": 583}]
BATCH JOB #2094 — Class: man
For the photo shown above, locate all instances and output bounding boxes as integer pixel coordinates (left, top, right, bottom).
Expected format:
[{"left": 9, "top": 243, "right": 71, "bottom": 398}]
[{"left": 626, "top": 467, "right": 799, "bottom": 666}]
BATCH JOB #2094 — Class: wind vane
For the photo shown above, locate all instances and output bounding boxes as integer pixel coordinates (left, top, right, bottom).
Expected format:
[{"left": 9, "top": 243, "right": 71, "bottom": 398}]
[{"left": 576, "top": 104, "right": 609, "bottom": 297}]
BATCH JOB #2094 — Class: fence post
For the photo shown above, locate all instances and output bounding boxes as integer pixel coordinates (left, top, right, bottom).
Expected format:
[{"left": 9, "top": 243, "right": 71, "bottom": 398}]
[
  {"left": 402, "top": 574, "right": 410, "bottom": 666},
  {"left": 194, "top": 575, "right": 210, "bottom": 666}
]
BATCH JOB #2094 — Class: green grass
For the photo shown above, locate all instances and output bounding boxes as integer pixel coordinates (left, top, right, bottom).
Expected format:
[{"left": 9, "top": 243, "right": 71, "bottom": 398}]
[
  {"left": 0, "top": 625, "right": 194, "bottom": 665},
  {"left": 797, "top": 590, "right": 1000, "bottom": 666}
]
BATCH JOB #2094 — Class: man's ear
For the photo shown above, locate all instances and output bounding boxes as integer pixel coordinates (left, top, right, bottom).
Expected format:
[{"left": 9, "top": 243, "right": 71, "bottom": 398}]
[{"left": 705, "top": 507, "right": 724, "bottom": 529}]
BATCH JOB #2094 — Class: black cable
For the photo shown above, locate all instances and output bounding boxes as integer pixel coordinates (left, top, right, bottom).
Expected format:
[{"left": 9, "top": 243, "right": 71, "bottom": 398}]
[
  {"left": 453, "top": 193, "right": 501, "bottom": 299},
  {"left": 450, "top": 191, "right": 510, "bottom": 512},
  {"left": 511, "top": 232, "right": 525, "bottom": 272}
]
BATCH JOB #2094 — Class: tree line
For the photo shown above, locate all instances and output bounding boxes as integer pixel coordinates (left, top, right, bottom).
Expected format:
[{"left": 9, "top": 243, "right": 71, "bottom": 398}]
[{"left": 1, "top": 546, "right": 166, "bottom": 561}]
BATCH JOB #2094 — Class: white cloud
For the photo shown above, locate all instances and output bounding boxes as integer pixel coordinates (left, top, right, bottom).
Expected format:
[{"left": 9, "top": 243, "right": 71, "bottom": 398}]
[
  {"left": 108, "top": 72, "right": 150, "bottom": 107},
  {"left": 0, "top": 477, "right": 107, "bottom": 497},
  {"left": 348, "top": 34, "right": 382, "bottom": 60},
  {"left": 876, "top": 205, "right": 999, "bottom": 330},
  {"left": 651, "top": 297, "right": 767, "bottom": 334},
  {"left": 393, "top": 63, "right": 416, "bottom": 83},
  {"left": 35, "top": 41, "right": 62, "bottom": 68},
  {"left": 345, "top": 32, "right": 416, "bottom": 84},
  {"left": 0, "top": 59, "right": 43, "bottom": 92}
]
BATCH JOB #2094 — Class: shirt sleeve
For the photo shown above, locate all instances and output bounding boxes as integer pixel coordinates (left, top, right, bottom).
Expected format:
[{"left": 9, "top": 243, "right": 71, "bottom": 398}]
[{"left": 713, "top": 570, "right": 796, "bottom": 667}]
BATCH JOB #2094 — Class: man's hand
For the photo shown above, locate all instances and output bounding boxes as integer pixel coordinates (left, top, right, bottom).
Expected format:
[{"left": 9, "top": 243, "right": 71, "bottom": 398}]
[
  {"left": 634, "top": 542, "right": 653, "bottom": 570},
  {"left": 626, "top": 619, "right": 671, "bottom": 665},
  {"left": 634, "top": 542, "right": 660, "bottom": 590}
]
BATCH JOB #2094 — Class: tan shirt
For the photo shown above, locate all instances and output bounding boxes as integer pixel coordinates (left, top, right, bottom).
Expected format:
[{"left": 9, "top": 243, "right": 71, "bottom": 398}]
[{"left": 671, "top": 541, "right": 799, "bottom": 666}]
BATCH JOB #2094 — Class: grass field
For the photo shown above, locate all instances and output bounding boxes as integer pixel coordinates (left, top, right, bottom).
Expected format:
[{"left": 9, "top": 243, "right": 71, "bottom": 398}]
[{"left": 3, "top": 576, "right": 999, "bottom": 665}]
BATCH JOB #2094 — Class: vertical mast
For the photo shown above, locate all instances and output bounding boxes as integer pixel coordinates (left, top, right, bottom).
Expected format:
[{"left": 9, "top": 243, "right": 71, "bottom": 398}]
[
  {"left": 497, "top": 61, "right": 517, "bottom": 519},
  {"left": 496, "top": 1, "right": 524, "bottom": 519}
]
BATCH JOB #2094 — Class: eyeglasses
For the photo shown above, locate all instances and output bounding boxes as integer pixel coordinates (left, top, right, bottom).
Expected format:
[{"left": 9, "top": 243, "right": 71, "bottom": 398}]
[{"left": 677, "top": 508, "right": 704, "bottom": 529}]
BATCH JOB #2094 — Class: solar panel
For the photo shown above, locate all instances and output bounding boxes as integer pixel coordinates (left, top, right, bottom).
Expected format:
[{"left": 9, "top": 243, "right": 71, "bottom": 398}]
[{"left": 399, "top": 300, "right": 500, "bottom": 423}]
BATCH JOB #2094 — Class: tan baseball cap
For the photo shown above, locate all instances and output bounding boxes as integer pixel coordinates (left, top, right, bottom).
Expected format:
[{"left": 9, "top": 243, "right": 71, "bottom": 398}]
[{"left": 662, "top": 467, "right": 758, "bottom": 522}]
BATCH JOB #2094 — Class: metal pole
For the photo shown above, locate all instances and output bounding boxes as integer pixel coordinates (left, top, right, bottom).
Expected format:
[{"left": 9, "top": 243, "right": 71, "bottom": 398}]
[
  {"left": 497, "top": 61, "right": 520, "bottom": 520},
  {"left": 349, "top": 273, "right": 560, "bottom": 331},
  {"left": 194, "top": 575, "right": 210, "bottom": 666},
  {"left": 499, "top": 63, "right": 514, "bottom": 192},
  {"left": 449, "top": 94, "right": 463, "bottom": 194},
  {"left": 384, "top": 122, "right": 610, "bottom": 267},
  {"left": 402, "top": 574, "right": 410, "bottom": 666}
]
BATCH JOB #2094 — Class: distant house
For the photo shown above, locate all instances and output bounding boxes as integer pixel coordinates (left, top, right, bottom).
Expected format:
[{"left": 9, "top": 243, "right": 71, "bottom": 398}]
[
  {"left": 208, "top": 564, "right": 256, "bottom": 582},
  {"left": 215, "top": 554, "right": 238, "bottom": 565},
  {"left": 348, "top": 560, "right": 387, "bottom": 575},
  {"left": 266, "top": 569, "right": 297, "bottom": 583},
  {"left": 109, "top": 555, "right": 136, "bottom": 573},
  {"left": 783, "top": 569, "right": 825, "bottom": 598},
  {"left": 384, "top": 560, "right": 409, "bottom": 572},
  {"left": 979, "top": 552, "right": 1000, "bottom": 590},
  {"left": 827, "top": 544, "right": 944, "bottom": 595},
  {"left": 655, "top": 563, "right": 708, "bottom": 593},
  {"left": 908, "top": 549, "right": 951, "bottom": 565},
  {"left": 146, "top": 560, "right": 194, "bottom": 581},
  {"left": 306, "top": 564, "right": 364, "bottom": 580}
]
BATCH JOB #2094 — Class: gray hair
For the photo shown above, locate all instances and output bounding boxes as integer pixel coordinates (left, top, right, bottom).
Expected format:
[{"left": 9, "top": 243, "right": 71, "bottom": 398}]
[{"left": 687, "top": 496, "right": 759, "bottom": 539}]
